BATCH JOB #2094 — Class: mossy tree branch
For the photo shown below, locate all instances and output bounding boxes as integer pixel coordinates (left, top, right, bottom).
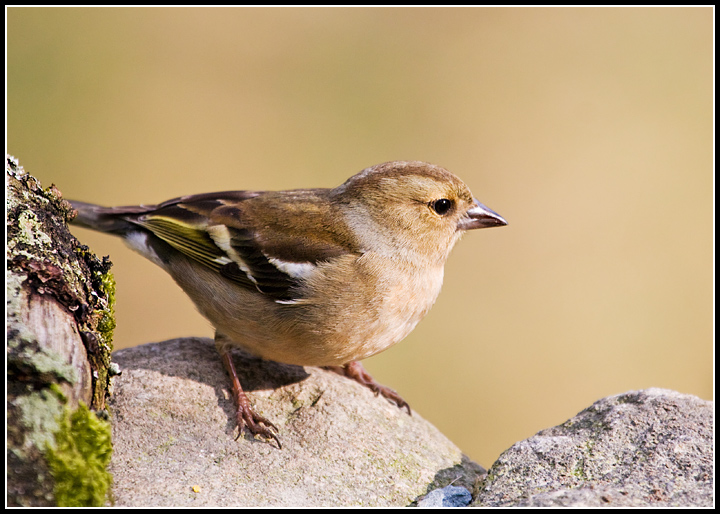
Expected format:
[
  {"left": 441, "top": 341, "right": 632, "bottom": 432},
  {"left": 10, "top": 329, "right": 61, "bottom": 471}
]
[{"left": 6, "top": 155, "right": 116, "bottom": 506}]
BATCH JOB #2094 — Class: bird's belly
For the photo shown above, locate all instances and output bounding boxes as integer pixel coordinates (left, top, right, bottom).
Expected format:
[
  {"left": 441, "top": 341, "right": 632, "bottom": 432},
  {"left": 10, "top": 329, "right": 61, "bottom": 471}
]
[{"left": 168, "top": 254, "right": 444, "bottom": 367}]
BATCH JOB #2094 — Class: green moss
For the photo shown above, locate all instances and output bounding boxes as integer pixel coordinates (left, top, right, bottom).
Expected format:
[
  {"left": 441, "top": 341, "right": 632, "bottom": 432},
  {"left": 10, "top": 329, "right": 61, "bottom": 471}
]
[
  {"left": 95, "top": 270, "right": 116, "bottom": 348},
  {"left": 571, "top": 458, "right": 586, "bottom": 479},
  {"left": 45, "top": 402, "right": 113, "bottom": 507},
  {"left": 48, "top": 383, "right": 68, "bottom": 404},
  {"left": 80, "top": 254, "right": 116, "bottom": 409}
]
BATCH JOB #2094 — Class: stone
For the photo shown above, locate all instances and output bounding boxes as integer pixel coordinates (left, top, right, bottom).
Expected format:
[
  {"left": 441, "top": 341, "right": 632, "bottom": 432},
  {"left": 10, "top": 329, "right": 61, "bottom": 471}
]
[
  {"left": 109, "top": 337, "right": 484, "bottom": 507},
  {"left": 473, "top": 388, "right": 713, "bottom": 507},
  {"left": 418, "top": 485, "right": 473, "bottom": 507}
]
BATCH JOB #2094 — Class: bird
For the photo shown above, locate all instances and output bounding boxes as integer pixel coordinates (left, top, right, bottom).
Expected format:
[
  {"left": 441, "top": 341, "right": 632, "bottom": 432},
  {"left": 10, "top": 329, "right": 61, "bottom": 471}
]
[{"left": 69, "top": 160, "right": 507, "bottom": 448}]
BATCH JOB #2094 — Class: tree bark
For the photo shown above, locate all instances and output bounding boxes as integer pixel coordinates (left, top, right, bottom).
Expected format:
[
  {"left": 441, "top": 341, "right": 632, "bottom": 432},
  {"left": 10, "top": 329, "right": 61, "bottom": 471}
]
[{"left": 6, "top": 155, "right": 115, "bottom": 506}]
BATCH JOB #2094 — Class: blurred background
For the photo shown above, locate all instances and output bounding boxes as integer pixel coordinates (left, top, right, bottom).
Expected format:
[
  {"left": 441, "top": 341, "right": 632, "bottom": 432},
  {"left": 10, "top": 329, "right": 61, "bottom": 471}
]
[{"left": 7, "top": 7, "right": 712, "bottom": 467}]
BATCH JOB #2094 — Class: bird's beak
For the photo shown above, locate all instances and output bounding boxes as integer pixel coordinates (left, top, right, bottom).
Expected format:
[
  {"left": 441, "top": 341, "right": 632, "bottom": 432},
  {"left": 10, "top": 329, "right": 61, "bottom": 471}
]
[{"left": 457, "top": 199, "right": 508, "bottom": 231}]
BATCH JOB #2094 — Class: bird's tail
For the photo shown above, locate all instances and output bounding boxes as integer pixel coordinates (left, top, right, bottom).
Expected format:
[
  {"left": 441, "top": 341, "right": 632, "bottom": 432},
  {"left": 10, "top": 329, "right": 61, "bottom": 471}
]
[{"left": 69, "top": 200, "right": 152, "bottom": 234}]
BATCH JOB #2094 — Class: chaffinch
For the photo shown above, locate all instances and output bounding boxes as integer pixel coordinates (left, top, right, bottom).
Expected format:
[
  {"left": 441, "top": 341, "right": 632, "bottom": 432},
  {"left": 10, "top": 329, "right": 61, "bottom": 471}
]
[{"left": 70, "top": 160, "right": 507, "bottom": 447}]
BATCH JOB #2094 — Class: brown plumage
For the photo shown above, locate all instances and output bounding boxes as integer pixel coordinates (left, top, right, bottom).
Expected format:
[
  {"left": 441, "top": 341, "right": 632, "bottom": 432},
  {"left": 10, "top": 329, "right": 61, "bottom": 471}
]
[{"left": 70, "top": 160, "right": 507, "bottom": 447}]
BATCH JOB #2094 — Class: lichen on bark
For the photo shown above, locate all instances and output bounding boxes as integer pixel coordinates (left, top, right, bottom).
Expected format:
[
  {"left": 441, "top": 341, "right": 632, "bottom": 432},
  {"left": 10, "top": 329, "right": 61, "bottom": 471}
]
[{"left": 6, "top": 154, "right": 116, "bottom": 506}]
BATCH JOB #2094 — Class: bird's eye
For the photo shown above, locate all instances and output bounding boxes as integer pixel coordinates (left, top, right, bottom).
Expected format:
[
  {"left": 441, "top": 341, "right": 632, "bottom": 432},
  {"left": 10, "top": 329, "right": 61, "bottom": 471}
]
[{"left": 430, "top": 198, "right": 453, "bottom": 216}]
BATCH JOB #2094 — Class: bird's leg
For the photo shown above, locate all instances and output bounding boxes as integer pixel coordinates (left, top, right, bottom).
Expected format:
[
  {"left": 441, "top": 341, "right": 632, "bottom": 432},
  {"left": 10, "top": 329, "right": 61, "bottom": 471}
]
[
  {"left": 216, "top": 336, "right": 281, "bottom": 448},
  {"left": 324, "top": 361, "right": 412, "bottom": 415}
]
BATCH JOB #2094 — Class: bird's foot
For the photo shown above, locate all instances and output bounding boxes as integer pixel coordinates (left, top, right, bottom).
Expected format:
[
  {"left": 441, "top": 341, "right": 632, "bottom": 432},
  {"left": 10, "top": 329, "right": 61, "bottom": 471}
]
[
  {"left": 219, "top": 348, "right": 281, "bottom": 449},
  {"left": 232, "top": 388, "right": 281, "bottom": 449},
  {"left": 324, "top": 361, "right": 412, "bottom": 415}
]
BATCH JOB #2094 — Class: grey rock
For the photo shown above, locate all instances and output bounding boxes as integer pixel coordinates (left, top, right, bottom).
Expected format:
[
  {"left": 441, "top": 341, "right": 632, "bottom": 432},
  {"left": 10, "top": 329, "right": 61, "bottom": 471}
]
[
  {"left": 418, "top": 485, "right": 473, "bottom": 507},
  {"left": 109, "top": 338, "right": 485, "bottom": 507},
  {"left": 473, "top": 388, "right": 713, "bottom": 507}
]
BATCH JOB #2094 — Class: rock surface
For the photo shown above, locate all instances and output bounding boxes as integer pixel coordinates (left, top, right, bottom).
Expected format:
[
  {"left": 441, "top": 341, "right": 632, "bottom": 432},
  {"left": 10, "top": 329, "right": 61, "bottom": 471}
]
[
  {"left": 109, "top": 339, "right": 713, "bottom": 508},
  {"left": 418, "top": 485, "right": 473, "bottom": 507},
  {"left": 473, "top": 388, "right": 714, "bottom": 507},
  {"left": 109, "top": 338, "right": 485, "bottom": 507}
]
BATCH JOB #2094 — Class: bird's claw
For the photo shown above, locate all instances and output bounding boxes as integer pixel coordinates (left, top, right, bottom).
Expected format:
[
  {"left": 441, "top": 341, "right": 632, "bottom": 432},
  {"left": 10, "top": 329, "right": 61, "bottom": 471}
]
[
  {"left": 325, "top": 361, "right": 412, "bottom": 415},
  {"left": 234, "top": 404, "right": 282, "bottom": 449}
]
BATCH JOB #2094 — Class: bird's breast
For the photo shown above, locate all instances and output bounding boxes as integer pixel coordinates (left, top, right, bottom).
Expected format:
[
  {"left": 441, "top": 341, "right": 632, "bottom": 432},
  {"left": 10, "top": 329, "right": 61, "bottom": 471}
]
[{"left": 290, "top": 253, "right": 446, "bottom": 365}]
